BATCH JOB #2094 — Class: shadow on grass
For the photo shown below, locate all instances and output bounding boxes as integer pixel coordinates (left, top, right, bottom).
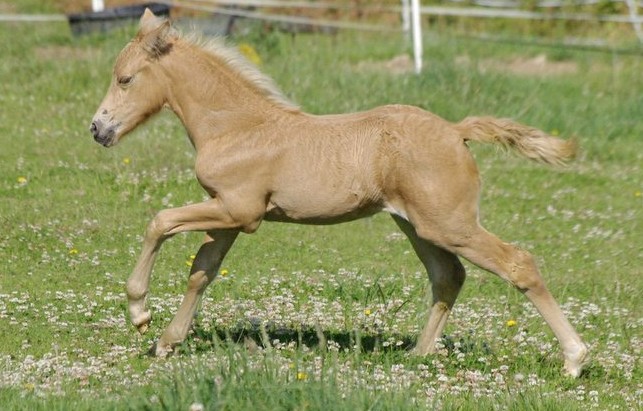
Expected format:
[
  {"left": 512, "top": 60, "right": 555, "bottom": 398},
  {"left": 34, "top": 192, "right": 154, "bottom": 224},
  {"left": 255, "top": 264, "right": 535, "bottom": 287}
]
[
  {"left": 166, "top": 318, "right": 493, "bottom": 358},
  {"left": 189, "top": 319, "right": 417, "bottom": 354}
]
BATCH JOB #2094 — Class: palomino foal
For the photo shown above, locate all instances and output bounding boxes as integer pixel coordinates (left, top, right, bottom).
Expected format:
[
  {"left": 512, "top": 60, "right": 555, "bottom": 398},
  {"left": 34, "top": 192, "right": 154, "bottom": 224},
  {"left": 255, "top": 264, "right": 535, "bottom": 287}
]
[{"left": 90, "top": 9, "right": 588, "bottom": 376}]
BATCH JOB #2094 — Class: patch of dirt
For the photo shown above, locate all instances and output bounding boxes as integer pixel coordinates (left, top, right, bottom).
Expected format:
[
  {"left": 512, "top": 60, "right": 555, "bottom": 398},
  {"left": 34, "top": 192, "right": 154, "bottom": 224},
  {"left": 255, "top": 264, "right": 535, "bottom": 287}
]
[
  {"left": 0, "top": 2, "right": 16, "bottom": 13},
  {"left": 355, "top": 54, "right": 415, "bottom": 75},
  {"left": 458, "top": 53, "right": 578, "bottom": 76}
]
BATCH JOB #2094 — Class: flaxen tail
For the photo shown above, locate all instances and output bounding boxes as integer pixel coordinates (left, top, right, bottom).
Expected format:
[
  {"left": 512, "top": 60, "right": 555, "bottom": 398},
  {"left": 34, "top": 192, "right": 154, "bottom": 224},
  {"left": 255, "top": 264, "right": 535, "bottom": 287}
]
[{"left": 455, "top": 116, "right": 577, "bottom": 166}]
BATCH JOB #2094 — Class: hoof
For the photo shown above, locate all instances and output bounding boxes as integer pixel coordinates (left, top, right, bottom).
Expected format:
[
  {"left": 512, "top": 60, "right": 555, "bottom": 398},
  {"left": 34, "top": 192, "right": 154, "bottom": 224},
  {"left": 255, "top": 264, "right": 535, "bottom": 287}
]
[
  {"left": 412, "top": 347, "right": 437, "bottom": 356},
  {"left": 411, "top": 341, "right": 437, "bottom": 356},
  {"left": 563, "top": 343, "right": 589, "bottom": 378},
  {"left": 132, "top": 311, "right": 152, "bottom": 335},
  {"left": 152, "top": 341, "right": 174, "bottom": 358},
  {"left": 137, "top": 322, "right": 149, "bottom": 335},
  {"left": 411, "top": 346, "right": 426, "bottom": 356}
]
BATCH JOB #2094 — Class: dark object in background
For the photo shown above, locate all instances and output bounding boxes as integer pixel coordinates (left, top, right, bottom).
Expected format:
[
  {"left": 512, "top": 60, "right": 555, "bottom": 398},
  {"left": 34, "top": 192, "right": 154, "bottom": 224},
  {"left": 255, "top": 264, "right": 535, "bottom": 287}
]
[{"left": 67, "top": 2, "right": 170, "bottom": 36}]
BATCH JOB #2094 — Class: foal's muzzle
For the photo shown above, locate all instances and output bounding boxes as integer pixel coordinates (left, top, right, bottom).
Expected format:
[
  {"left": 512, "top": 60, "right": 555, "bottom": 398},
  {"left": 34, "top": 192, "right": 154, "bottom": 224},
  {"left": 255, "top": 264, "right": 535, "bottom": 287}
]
[{"left": 90, "top": 119, "right": 117, "bottom": 147}]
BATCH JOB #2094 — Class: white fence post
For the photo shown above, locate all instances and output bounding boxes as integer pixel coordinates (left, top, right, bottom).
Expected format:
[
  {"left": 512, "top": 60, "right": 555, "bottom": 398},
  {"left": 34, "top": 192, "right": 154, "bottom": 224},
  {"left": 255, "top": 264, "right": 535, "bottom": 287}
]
[
  {"left": 92, "top": 0, "right": 104, "bottom": 12},
  {"left": 411, "top": 0, "right": 423, "bottom": 73}
]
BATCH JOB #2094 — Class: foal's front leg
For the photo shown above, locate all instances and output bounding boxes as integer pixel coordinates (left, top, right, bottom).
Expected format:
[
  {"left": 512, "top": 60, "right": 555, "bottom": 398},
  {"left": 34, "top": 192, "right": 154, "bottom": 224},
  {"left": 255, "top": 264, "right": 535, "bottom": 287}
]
[
  {"left": 126, "top": 228, "right": 166, "bottom": 334},
  {"left": 125, "top": 198, "right": 251, "bottom": 337},
  {"left": 155, "top": 230, "right": 238, "bottom": 356}
]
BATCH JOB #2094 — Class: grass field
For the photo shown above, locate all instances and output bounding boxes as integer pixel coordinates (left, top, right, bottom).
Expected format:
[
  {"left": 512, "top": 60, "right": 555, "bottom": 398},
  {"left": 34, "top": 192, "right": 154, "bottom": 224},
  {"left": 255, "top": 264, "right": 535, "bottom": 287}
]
[{"left": 0, "top": 1, "right": 641, "bottom": 410}]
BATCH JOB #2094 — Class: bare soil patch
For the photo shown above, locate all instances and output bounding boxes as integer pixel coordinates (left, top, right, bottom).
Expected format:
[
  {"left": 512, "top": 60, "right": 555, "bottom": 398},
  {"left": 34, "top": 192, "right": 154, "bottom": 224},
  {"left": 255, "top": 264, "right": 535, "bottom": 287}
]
[
  {"left": 458, "top": 53, "right": 578, "bottom": 76},
  {"left": 0, "top": 1, "right": 16, "bottom": 13},
  {"left": 354, "top": 54, "right": 415, "bottom": 75}
]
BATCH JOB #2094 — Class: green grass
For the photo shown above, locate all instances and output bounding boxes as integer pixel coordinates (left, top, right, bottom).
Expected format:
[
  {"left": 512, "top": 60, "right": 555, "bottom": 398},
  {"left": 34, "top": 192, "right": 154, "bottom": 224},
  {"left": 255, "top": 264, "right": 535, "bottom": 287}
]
[{"left": 0, "top": 2, "right": 642, "bottom": 410}]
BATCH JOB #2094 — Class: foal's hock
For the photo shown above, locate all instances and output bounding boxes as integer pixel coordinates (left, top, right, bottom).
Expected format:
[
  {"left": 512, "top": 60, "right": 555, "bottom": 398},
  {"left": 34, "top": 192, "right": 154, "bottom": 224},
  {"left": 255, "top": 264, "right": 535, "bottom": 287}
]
[{"left": 90, "top": 9, "right": 588, "bottom": 377}]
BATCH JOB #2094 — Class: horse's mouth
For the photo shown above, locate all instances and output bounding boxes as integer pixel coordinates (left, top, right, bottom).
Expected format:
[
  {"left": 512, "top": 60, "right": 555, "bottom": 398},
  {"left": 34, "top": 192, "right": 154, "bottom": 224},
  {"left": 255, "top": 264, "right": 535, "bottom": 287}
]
[
  {"left": 90, "top": 120, "right": 119, "bottom": 147},
  {"left": 95, "top": 133, "right": 116, "bottom": 147}
]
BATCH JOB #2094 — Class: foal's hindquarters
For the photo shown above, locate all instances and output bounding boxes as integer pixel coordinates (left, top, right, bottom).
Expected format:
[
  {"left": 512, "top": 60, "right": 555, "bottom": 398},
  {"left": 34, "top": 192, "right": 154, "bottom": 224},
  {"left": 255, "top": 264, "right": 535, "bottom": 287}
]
[{"left": 379, "top": 116, "right": 588, "bottom": 377}]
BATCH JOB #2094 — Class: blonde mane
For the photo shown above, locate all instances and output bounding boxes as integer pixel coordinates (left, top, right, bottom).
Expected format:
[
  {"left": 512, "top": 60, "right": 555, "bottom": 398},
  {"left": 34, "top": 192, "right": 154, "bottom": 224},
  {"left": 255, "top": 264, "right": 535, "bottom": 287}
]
[{"left": 182, "top": 34, "right": 300, "bottom": 112}]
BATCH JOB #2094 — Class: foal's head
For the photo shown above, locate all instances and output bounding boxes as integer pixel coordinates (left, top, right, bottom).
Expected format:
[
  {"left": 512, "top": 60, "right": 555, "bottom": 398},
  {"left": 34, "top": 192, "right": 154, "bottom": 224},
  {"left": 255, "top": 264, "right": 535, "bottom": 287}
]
[{"left": 90, "top": 9, "right": 173, "bottom": 147}]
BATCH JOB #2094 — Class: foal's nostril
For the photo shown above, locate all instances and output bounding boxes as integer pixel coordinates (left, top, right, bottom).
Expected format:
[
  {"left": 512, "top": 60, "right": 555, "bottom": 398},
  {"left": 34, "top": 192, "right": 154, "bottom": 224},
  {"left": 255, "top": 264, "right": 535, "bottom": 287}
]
[{"left": 90, "top": 121, "right": 101, "bottom": 138}]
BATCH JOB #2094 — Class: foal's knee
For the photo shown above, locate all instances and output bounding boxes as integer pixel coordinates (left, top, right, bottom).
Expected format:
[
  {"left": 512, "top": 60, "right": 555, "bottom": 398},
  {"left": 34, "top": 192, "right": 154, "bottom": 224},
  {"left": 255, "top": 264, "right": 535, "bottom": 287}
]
[
  {"left": 507, "top": 248, "right": 544, "bottom": 292},
  {"left": 145, "top": 210, "right": 173, "bottom": 241}
]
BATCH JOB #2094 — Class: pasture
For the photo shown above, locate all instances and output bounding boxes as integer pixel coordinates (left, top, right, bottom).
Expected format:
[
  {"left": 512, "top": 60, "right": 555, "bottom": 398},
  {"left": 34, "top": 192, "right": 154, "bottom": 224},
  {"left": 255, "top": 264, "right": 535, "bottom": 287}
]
[{"left": 0, "top": 3, "right": 641, "bottom": 410}]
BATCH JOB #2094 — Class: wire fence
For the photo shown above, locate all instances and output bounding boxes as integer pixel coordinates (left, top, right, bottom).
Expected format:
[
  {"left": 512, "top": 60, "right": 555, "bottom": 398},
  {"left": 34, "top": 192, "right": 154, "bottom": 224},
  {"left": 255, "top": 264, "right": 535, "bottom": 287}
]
[
  {"left": 3, "top": 1, "right": 641, "bottom": 34},
  {"left": 158, "top": 0, "right": 643, "bottom": 42},
  {"left": 1, "top": 0, "right": 641, "bottom": 48}
]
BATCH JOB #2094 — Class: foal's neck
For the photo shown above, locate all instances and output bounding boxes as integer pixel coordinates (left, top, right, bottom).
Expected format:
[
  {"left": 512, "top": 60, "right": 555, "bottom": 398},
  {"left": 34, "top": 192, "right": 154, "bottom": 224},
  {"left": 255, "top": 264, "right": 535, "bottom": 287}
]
[{"left": 162, "top": 39, "right": 294, "bottom": 150}]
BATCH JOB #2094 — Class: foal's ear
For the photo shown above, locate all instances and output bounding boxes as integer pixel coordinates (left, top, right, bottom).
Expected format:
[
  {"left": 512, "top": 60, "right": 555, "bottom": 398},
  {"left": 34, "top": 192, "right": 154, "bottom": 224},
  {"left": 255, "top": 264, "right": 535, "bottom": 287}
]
[
  {"left": 138, "top": 8, "right": 172, "bottom": 58},
  {"left": 139, "top": 8, "right": 167, "bottom": 35}
]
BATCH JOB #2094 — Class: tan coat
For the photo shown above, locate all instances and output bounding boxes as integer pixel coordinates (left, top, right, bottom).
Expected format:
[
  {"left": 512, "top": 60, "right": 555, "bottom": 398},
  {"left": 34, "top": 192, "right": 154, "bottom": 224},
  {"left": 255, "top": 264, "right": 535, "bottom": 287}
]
[{"left": 90, "top": 9, "right": 587, "bottom": 376}]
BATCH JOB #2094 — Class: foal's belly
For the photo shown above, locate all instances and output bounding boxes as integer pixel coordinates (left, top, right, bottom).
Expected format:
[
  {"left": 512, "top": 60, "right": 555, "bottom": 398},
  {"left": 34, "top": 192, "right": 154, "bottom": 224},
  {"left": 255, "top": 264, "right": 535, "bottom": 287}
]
[{"left": 263, "top": 189, "right": 383, "bottom": 225}]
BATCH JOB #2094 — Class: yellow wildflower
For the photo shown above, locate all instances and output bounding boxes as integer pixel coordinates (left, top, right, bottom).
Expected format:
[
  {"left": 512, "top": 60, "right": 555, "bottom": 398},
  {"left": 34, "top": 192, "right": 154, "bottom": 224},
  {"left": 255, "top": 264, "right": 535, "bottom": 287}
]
[
  {"left": 364, "top": 308, "right": 372, "bottom": 316},
  {"left": 238, "top": 43, "right": 262, "bottom": 66},
  {"left": 122, "top": 157, "right": 131, "bottom": 165},
  {"left": 635, "top": 191, "right": 642, "bottom": 197},
  {"left": 296, "top": 371, "right": 308, "bottom": 381},
  {"left": 69, "top": 248, "right": 79, "bottom": 255},
  {"left": 17, "top": 176, "right": 28, "bottom": 185},
  {"left": 220, "top": 268, "right": 229, "bottom": 276},
  {"left": 506, "top": 319, "right": 517, "bottom": 327},
  {"left": 186, "top": 254, "right": 196, "bottom": 267}
]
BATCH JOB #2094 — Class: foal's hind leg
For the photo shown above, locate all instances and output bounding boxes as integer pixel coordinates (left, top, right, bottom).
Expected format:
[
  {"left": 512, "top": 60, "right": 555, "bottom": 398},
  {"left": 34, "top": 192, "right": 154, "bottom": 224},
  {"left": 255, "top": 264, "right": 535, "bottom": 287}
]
[
  {"left": 392, "top": 215, "right": 466, "bottom": 355},
  {"left": 155, "top": 230, "right": 238, "bottom": 357},
  {"left": 431, "top": 225, "right": 588, "bottom": 377}
]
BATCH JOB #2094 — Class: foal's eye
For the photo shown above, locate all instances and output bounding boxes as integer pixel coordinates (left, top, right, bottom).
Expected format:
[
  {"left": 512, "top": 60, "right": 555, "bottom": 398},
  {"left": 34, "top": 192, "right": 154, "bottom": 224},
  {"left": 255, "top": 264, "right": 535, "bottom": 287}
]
[{"left": 117, "top": 76, "right": 133, "bottom": 87}]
